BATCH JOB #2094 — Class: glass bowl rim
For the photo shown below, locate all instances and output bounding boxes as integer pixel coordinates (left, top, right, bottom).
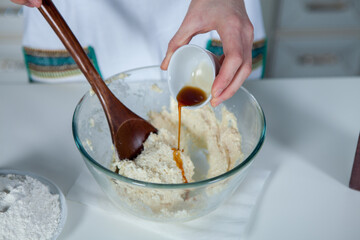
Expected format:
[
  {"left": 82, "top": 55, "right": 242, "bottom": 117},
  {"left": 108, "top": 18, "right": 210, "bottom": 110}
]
[{"left": 72, "top": 65, "right": 266, "bottom": 189}]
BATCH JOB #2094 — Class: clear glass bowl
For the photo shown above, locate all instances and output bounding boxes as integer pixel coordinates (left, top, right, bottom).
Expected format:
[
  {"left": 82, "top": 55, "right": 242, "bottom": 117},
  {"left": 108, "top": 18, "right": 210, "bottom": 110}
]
[{"left": 72, "top": 66, "right": 266, "bottom": 222}]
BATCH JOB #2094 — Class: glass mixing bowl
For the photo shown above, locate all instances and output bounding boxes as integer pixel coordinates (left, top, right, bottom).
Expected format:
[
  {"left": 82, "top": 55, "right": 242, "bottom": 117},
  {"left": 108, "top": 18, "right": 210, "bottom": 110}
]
[{"left": 72, "top": 66, "right": 266, "bottom": 222}]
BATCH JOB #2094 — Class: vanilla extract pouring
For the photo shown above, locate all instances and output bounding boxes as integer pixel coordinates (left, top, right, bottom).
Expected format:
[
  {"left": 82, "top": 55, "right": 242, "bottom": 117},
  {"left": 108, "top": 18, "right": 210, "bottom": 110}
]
[{"left": 174, "top": 86, "right": 207, "bottom": 183}]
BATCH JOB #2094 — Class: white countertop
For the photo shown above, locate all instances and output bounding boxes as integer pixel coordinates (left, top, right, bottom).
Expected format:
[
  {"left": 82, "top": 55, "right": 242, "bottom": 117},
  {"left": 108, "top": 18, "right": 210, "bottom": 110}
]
[{"left": 1, "top": 76, "right": 360, "bottom": 240}]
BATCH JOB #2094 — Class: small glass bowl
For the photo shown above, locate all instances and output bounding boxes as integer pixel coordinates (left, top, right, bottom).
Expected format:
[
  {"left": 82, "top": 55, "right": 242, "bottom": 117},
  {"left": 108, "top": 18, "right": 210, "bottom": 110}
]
[
  {"left": 0, "top": 169, "right": 67, "bottom": 239},
  {"left": 72, "top": 66, "right": 266, "bottom": 222}
]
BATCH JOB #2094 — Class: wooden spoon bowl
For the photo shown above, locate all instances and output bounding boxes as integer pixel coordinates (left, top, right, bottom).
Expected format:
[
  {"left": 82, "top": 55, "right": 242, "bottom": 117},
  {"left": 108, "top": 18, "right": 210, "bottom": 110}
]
[{"left": 39, "top": 0, "right": 157, "bottom": 160}]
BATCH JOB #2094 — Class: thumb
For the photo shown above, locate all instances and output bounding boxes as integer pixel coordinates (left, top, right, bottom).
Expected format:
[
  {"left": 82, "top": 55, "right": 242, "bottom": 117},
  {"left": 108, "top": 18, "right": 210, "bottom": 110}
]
[{"left": 160, "top": 25, "right": 194, "bottom": 70}]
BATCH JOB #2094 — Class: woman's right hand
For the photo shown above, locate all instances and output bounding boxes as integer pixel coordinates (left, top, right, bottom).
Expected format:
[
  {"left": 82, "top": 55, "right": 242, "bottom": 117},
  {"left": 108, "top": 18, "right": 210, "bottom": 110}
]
[
  {"left": 11, "top": 0, "right": 42, "bottom": 7},
  {"left": 161, "top": 0, "right": 254, "bottom": 107}
]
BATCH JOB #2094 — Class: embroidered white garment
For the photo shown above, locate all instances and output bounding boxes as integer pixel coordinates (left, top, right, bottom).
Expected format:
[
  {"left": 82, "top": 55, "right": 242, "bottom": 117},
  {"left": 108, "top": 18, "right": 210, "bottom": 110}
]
[{"left": 22, "top": 0, "right": 265, "bottom": 82}]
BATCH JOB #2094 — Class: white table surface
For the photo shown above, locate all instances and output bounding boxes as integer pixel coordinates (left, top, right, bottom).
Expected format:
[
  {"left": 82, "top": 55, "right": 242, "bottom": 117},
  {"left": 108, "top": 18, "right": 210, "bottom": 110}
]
[{"left": 1, "top": 76, "right": 360, "bottom": 240}]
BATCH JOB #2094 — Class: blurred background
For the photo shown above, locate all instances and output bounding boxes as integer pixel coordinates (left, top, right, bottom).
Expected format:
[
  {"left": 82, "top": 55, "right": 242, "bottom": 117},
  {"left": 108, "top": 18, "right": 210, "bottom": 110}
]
[
  {"left": 261, "top": 0, "right": 360, "bottom": 78},
  {"left": 1, "top": 0, "right": 359, "bottom": 82}
]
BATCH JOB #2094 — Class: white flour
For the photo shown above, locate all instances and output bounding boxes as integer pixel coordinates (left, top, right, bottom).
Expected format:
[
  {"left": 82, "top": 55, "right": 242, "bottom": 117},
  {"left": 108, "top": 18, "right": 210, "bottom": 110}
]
[{"left": 0, "top": 174, "right": 61, "bottom": 240}]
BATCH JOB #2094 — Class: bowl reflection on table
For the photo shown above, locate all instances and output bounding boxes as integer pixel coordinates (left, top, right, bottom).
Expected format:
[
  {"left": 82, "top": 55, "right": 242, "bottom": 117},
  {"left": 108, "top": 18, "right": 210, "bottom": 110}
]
[{"left": 72, "top": 66, "right": 266, "bottom": 222}]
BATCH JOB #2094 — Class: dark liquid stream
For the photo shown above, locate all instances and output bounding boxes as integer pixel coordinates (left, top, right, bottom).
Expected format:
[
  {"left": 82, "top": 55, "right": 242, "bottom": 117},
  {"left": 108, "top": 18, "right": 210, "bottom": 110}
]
[{"left": 174, "top": 86, "right": 207, "bottom": 183}]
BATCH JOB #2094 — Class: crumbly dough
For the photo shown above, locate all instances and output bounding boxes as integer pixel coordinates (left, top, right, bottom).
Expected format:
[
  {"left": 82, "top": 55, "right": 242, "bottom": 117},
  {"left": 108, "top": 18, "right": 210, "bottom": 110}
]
[
  {"left": 111, "top": 98, "right": 243, "bottom": 183},
  {"left": 113, "top": 129, "right": 194, "bottom": 184},
  {"left": 151, "top": 83, "right": 163, "bottom": 93},
  {"left": 110, "top": 98, "right": 243, "bottom": 219}
]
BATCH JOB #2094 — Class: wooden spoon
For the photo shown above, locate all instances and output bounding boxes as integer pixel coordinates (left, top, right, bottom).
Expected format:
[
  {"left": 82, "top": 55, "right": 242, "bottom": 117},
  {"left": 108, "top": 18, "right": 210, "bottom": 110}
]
[{"left": 38, "top": 0, "right": 157, "bottom": 160}]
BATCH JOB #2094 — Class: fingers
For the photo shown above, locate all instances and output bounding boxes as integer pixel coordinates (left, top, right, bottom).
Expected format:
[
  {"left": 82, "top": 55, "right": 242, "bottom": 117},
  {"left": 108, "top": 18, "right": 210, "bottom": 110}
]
[
  {"left": 160, "top": 27, "right": 193, "bottom": 70},
  {"left": 210, "top": 50, "right": 243, "bottom": 99},
  {"left": 30, "top": 0, "right": 42, "bottom": 8},
  {"left": 210, "top": 19, "right": 254, "bottom": 107},
  {"left": 210, "top": 61, "right": 252, "bottom": 107},
  {"left": 162, "top": 0, "right": 254, "bottom": 107},
  {"left": 210, "top": 27, "right": 244, "bottom": 101},
  {"left": 11, "top": 0, "right": 41, "bottom": 7},
  {"left": 160, "top": 17, "right": 199, "bottom": 70},
  {"left": 210, "top": 33, "right": 253, "bottom": 107},
  {"left": 161, "top": 0, "right": 211, "bottom": 70}
]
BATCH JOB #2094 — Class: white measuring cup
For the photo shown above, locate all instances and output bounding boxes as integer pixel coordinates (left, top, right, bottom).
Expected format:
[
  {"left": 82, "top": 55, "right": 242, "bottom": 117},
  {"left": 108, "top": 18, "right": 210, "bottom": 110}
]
[{"left": 167, "top": 44, "right": 220, "bottom": 109}]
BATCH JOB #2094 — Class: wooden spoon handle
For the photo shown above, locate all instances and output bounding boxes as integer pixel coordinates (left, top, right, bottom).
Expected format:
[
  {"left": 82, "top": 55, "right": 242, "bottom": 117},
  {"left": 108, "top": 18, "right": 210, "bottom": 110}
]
[
  {"left": 38, "top": 0, "right": 142, "bottom": 137},
  {"left": 38, "top": 0, "right": 158, "bottom": 160},
  {"left": 38, "top": 0, "right": 121, "bottom": 111}
]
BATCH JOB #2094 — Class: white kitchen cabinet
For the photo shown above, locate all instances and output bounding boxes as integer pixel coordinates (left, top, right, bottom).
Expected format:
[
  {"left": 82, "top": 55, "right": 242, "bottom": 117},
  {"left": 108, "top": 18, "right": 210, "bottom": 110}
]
[
  {"left": 271, "top": 34, "right": 360, "bottom": 77},
  {"left": 0, "top": 3, "right": 27, "bottom": 83},
  {"left": 269, "top": 0, "right": 360, "bottom": 78},
  {"left": 0, "top": 39, "right": 27, "bottom": 83},
  {"left": 278, "top": 0, "right": 360, "bottom": 31}
]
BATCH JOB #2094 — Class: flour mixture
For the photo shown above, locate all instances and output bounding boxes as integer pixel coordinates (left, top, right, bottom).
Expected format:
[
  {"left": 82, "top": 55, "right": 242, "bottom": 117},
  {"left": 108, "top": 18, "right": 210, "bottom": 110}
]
[
  {"left": 0, "top": 174, "right": 61, "bottom": 240},
  {"left": 111, "top": 98, "right": 243, "bottom": 183}
]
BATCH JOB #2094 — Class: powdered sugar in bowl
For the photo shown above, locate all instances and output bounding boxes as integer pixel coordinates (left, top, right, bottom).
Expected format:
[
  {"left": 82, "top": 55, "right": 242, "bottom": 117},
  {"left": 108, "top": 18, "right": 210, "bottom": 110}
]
[{"left": 0, "top": 169, "right": 67, "bottom": 240}]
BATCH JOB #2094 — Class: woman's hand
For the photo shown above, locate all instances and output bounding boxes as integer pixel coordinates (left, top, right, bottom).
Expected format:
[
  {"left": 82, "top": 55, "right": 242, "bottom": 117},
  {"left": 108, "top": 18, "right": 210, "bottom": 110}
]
[
  {"left": 161, "top": 0, "right": 254, "bottom": 107},
  {"left": 10, "top": 0, "right": 41, "bottom": 7}
]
